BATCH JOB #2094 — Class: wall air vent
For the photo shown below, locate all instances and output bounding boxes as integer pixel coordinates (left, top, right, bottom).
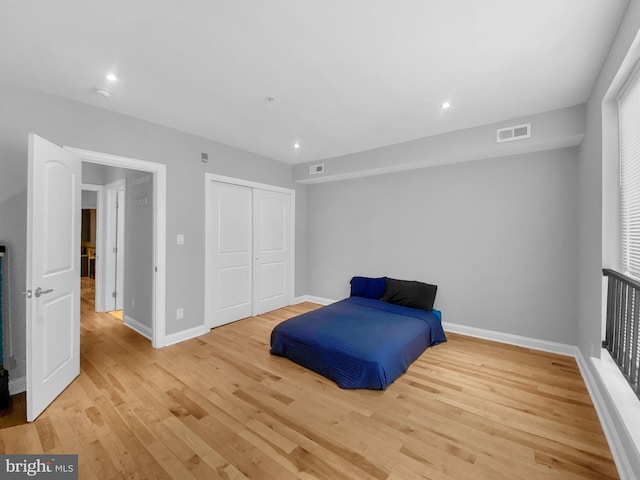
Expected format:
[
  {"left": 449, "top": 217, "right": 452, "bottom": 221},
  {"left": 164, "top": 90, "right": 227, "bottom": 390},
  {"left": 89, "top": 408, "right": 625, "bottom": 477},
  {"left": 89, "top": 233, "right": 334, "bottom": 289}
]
[
  {"left": 496, "top": 123, "right": 531, "bottom": 143},
  {"left": 309, "top": 164, "right": 325, "bottom": 175}
]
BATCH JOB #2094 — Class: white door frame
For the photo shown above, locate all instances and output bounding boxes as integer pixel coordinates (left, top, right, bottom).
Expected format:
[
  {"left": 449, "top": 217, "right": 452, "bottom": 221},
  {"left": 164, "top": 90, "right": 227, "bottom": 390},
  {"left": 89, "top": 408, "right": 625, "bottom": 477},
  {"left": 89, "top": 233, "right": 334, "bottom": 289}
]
[
  {"left": 204, "top": 173, "right": 295, "bottom": 328},
  {"left": 81, "top": 183, "right": 105, "bottom": 311},
  {"left": 67, "top": 147, "right": 167, "bottom": 348}
]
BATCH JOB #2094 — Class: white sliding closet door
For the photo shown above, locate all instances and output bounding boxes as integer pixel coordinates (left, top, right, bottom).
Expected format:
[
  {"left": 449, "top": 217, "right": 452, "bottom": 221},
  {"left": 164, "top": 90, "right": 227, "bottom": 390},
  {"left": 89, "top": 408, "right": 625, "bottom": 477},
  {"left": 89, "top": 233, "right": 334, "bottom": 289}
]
[
  {"left": 205, "top": 176, "right": 294, "bottom": 329},
  {"left": 253, "top": 189, "right": 291, "bottom": 315},
  {"left": 208, "top": 182, "right": 253, "bottom": 327}
]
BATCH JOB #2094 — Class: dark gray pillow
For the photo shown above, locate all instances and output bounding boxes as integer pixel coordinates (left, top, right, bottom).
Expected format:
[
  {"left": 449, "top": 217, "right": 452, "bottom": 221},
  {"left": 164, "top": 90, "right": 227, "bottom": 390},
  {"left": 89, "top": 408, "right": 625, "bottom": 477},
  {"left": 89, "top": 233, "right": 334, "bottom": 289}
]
[{"left": 380, "top": 278, "right": 437, "bottom": 311}]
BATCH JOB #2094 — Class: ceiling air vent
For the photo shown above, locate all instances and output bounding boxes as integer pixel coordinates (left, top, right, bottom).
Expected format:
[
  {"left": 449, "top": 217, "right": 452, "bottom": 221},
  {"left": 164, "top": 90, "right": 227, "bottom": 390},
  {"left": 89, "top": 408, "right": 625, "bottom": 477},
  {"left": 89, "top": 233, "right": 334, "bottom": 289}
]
[
  {"left": 309, "top": 164, "right": 325, "bottom": 175},
  {"left": 496, "top": 123, "right": 531, "bottom": 143}
]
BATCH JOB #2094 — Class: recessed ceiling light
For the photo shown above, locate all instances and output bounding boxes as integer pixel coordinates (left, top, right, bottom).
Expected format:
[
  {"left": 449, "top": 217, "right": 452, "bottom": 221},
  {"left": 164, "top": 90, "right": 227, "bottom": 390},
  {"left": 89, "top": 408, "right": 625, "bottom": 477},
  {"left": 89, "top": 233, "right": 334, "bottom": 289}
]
[
  {"left": 106, "top": 73, "right": 118, "bottom": 83},
  {"left": 441, "top": 101, "right": 451, "bottom": 110},
  {"left": 293, "top": 142, "right": 300, "bottom": 149}
]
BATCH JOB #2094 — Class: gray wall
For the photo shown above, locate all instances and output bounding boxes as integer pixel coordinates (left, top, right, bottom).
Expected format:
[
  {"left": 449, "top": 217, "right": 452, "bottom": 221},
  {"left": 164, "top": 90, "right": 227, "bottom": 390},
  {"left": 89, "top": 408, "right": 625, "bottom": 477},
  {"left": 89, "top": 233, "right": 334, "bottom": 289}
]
[
  {"left": 294, "top": 105, "right": 585, "bottom": 184},
  {"left": 124, "top": 174, "right": 154, "bottom": 330},
  {"left": 0, "top": 191, "right": 26, "bottom": 374},
  {"left": 579, "top": 0, "right": 639, "bottom": 359},
  {"left": 307, "top": 147, "right": 579, "bottom": 344},
  {"left": 81, "top": 190, "right": 97, "bottom": 209},
  {"left": 0, "top": 81, "right": 305, "bottom": 384},
  {"left": 578, "top": 0, "right": 640, "bottom": 474},
  {"left": 82, "top": 162, "right": 147, "bottom": 186}
]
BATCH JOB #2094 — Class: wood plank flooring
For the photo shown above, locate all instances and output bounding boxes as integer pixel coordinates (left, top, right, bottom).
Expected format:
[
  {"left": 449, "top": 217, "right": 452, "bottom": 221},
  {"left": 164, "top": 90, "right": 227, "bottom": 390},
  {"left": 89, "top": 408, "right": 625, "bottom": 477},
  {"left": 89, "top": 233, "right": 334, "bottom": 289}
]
[
  {"left": 0, "top": 392, "right": 26, "bottom": 429},
  {"left": 2, "top": 282, "right": 619, "bottom": 479}
]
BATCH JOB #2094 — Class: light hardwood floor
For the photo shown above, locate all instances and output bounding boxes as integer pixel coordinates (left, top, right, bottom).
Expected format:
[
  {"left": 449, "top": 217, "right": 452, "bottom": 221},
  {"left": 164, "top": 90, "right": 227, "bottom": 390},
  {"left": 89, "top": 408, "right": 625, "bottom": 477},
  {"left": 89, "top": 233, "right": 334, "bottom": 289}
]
[{"left": 2, "top": 282, "right": 619, "bottom": 479}]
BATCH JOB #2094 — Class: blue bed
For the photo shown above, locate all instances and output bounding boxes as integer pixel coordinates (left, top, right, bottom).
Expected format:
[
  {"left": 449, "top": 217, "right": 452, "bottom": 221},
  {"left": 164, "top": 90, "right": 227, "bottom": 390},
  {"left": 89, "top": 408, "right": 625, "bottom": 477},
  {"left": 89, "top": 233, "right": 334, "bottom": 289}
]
[{"left": 270, "top": 295, "right": 446, "bottom": 389}]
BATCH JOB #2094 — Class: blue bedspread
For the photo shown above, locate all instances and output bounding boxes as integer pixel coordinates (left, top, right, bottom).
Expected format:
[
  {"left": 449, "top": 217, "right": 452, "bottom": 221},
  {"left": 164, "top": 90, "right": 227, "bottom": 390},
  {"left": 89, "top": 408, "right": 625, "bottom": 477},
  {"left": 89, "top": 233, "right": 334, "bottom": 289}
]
[{"left": 270, "top": 297, "right": 446, "bottom": 389}]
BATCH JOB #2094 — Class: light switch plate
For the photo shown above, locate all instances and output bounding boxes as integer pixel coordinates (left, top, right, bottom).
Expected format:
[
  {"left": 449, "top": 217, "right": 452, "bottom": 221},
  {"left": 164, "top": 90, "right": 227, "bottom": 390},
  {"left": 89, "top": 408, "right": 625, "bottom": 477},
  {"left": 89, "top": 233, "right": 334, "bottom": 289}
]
[{"left": 177, "top": 234, "right": 184, "bottom": 245}]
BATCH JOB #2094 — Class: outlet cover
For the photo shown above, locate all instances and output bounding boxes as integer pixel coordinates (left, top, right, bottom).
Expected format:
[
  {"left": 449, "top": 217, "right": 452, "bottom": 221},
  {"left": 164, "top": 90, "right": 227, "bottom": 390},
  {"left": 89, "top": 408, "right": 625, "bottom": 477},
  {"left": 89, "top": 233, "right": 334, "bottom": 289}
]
[{"left": 176, "top": 308, "right": 184, "bottom": 320}]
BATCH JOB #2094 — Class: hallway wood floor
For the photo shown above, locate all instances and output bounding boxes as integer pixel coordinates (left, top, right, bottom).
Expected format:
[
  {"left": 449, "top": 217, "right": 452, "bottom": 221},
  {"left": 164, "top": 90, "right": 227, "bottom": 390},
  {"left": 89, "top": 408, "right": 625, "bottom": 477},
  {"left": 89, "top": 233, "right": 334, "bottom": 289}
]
[{"left": 1, "top": 285, "right": 619, "bottom": 479}]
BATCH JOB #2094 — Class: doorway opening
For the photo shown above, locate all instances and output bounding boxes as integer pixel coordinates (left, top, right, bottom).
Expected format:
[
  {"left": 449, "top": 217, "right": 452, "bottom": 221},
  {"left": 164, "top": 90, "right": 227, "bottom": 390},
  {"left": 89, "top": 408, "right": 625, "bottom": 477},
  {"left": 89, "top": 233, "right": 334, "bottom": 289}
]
[
  {"left": 70, "top": 147, "right": 167, "bottom": 348},
  {"left": 81, "top": 176, "right": 129, "bottom": 326}
]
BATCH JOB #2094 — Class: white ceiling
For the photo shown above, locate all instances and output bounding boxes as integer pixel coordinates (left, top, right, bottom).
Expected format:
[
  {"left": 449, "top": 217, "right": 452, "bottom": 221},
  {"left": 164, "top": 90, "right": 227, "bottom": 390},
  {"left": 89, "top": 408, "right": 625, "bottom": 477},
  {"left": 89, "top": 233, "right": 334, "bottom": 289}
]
[{"left": 0, "top": 0, "right": 628, "bottom": 164}]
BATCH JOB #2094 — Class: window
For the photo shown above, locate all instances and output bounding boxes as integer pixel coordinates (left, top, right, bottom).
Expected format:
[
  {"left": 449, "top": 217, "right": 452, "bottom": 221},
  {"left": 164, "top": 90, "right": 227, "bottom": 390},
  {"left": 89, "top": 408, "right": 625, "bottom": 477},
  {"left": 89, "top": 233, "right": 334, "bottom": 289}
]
[
  {"left": 607, "top": 66, "right": 640, "bottom": 400},
  {"left": 618, "top": 66, "right": 640, "bottom": 278}
]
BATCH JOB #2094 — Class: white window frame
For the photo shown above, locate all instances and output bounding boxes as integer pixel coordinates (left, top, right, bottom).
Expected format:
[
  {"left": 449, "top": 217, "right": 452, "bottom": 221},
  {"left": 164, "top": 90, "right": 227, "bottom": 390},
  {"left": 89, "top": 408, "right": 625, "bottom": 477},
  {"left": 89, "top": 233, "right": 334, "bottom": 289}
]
[{"left": 618, "top": 63, "right": 640, "bottom": 280}]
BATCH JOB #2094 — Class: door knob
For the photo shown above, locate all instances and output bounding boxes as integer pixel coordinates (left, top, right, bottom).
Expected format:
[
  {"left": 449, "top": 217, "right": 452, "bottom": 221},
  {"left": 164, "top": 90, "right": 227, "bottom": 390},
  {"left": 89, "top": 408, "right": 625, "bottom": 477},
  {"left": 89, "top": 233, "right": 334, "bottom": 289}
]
[{"left": 34, "top": 287, "right": 54, "bottom": 298}]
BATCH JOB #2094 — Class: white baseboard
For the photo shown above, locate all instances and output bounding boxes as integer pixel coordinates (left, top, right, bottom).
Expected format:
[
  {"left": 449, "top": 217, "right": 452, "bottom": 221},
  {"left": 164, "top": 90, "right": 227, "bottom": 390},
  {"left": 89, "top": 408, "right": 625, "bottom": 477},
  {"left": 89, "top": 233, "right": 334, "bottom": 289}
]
[
  {"left": 9, "top": 375, "right": 26, "bottom": 395},
  {"left": 294, "top": 301, "right": 577, "bottom": 357},
  {"left": 164, "top": 324, "right": 209, "bottom": 347},
  {"left": 124, "top": 315, "right": 152, "bottom": 340},
  {"left": 294, "top": 295, "right": 335, "bottom": 306},
  {"left": 442, "top": 321, "right": 578, "bottom": 357}
]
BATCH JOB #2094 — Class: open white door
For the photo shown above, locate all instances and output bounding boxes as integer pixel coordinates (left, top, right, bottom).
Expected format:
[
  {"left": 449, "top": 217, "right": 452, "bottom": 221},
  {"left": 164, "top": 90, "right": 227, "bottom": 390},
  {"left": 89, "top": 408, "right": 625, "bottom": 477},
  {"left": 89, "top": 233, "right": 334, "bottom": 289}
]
[
  {"left": 252, "top": 189, "right": 291, "bottom": 315},
  {"left": 115, "top": 189, "right": 125, "bottom": 310},
  {"left": 26, "top": 134, "right": 81, "bottom": 421},
  {"left": 104, "top": 181, "right": 125, "bottom": 312}
]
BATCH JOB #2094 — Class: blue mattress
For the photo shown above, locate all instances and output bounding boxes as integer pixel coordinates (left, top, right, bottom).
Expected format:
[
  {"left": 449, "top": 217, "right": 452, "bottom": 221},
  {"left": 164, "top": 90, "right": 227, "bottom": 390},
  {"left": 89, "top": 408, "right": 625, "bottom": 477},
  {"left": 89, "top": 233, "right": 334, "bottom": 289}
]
[{"left": 270, "top": 297, "right": 446, "bottom": 389}]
